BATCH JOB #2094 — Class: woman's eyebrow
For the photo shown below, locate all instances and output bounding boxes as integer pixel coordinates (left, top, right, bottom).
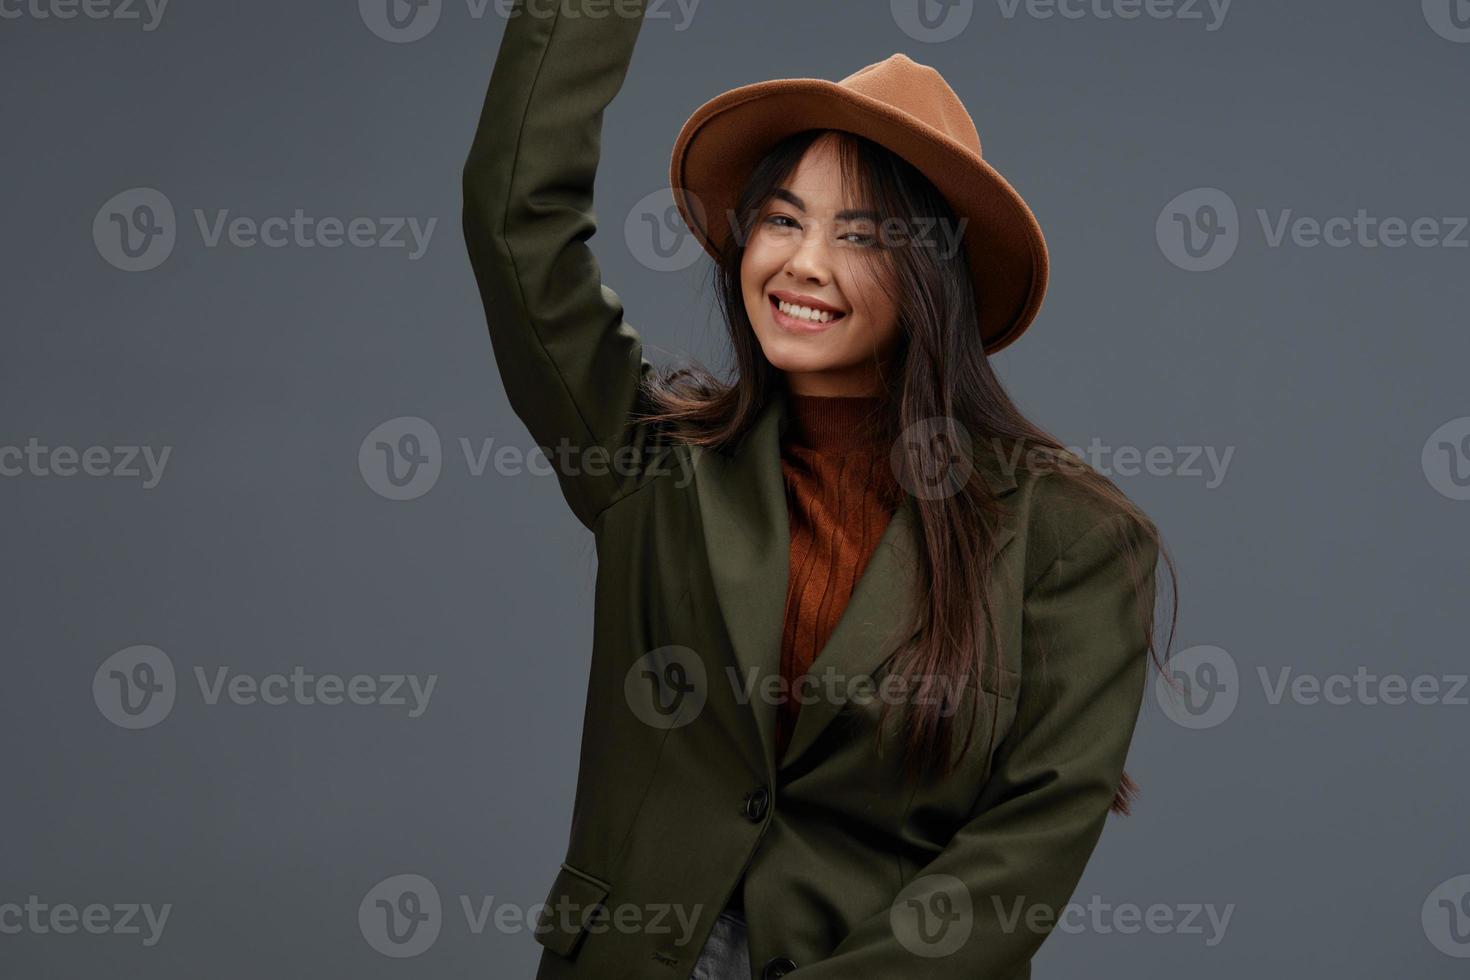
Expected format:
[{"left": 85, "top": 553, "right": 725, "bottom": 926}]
[{"left": 772, "top": 188, "right": 878, "bottom": 223}]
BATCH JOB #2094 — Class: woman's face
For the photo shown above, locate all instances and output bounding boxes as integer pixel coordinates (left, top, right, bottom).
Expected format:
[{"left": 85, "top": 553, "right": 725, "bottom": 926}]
[{"left": 740, "top": 135, "right": 902, "bottom": 397}]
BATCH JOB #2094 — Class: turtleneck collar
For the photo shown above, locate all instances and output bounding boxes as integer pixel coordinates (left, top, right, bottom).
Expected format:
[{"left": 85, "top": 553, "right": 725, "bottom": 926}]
[{"left": 781, "top": 390, "right": 890, "bottom": 452}]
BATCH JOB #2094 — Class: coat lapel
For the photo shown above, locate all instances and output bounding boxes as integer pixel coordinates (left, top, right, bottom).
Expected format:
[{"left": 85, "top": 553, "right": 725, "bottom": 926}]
[
  {"left": 693, "top": 386, "right": 1021, "bottom": 778},
  {"left": 691, "top": 387, "right": 791, "bottom": 778}
]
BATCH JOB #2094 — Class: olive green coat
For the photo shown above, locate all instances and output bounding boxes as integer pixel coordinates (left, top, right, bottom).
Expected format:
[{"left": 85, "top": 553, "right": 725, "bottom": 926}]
[{"left": 461, "top": 3, "right": 1160, "bottom": 978}]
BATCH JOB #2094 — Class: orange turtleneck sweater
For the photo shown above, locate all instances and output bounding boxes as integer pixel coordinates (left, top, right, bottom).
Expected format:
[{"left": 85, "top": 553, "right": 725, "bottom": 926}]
[
  {"left": 775, "top": 391, "right": 903, "bottom": 762},
  {"left": 727, "top": 391, "right": 903, "bottom": 916}
]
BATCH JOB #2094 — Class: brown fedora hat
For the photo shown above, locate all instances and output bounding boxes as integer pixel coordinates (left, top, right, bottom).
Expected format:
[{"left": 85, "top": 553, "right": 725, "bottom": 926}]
[{"left": 669, "top": 53, "right": 1049, "bottom": 354}]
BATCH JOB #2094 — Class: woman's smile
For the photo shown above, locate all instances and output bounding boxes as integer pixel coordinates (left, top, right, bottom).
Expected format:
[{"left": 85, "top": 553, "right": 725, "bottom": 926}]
[{"left": 767, "top": 291, "right": 848, "bottom": 334}]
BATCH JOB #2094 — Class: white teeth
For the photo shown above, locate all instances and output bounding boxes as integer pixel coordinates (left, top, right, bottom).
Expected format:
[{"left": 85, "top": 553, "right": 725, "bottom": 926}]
[{"left": 776, "top": 299, "right": 839, "bottom": 323}]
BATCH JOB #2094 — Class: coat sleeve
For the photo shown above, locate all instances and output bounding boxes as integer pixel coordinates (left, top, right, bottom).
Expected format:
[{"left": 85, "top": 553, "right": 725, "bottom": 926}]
[
  {"left": 790, "top": 512, "right": 1161, "bottom": 978},
  {"left": 461, "top": 0, "right": 661, "bottom": 530}
]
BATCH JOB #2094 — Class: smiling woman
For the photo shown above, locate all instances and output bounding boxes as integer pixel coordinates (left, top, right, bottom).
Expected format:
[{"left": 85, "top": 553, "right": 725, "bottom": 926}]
[
  {"left": 461, "top": 1, "right": 1178, "bottom": 977},
  {"left": 739, "top": 136, "right": 903, "bottom": 397}
]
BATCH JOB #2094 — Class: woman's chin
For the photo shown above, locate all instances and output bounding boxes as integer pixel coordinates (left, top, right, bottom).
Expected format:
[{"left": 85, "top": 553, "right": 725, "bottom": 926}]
[{"left": 761, "top": 346, "right": 846, "bottom": 377}]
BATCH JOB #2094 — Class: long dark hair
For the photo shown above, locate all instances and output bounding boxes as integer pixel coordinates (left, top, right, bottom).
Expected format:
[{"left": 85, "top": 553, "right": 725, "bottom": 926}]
[{"left": 638, "top": 129, "right": 1178, "bottom": 814}]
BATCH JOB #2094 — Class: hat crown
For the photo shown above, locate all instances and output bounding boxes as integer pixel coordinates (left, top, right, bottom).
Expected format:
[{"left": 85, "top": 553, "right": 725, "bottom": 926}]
[{"left": 837, "top": 53, "right": 982, "bottom": 157}]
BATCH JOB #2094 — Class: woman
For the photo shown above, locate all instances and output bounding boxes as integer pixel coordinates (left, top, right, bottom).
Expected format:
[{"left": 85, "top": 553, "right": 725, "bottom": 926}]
[{"left": 462, "top": 2, "right": 1177, "bottom": 978}]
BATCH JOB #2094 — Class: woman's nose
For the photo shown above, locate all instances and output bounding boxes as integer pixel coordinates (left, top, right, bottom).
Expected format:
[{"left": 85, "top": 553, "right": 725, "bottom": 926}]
[{"left": 783, "top": 231, "right": 832, "bottom": 283}]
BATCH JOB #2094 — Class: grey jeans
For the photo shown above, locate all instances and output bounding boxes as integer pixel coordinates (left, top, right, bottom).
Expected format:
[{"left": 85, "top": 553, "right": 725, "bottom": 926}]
[{"left": 689, "top": 908, "right": 751, "bottom": 980}]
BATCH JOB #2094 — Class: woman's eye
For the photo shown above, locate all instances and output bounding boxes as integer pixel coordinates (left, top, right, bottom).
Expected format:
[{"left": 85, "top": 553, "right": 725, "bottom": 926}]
[{"left": 760, "top": 215, "right": 876, "bottom": 246}]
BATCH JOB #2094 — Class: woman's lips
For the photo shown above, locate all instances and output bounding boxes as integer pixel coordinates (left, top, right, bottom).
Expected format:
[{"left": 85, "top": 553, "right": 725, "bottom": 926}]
[{"left": 770, "top": 295, "right": 844, "bottom": 333}]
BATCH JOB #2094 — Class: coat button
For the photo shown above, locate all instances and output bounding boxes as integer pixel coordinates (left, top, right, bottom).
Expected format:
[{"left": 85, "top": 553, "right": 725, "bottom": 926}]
[
  {"left": 762, "top": 956, "right": 798, "bottom": 978},
  {"left": 741, "top": 786, "right": 770, "bottom": 822}
]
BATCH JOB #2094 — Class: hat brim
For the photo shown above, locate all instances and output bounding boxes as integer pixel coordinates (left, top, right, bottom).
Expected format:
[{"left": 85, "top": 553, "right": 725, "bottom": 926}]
[{"left": 669, "top": 77, "right": 1048, "bottom": 354}]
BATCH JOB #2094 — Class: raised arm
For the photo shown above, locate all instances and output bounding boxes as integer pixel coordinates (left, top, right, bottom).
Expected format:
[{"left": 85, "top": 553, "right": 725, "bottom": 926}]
[{"left": 461, "top": 0, "right": 660, "bottom": 530}]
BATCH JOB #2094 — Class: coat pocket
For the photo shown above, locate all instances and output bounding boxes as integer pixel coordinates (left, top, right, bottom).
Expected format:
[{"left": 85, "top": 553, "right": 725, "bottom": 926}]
[
  {"left": 532, "top": 861, "right": 613, "bottom": 960},
  {"left": 979, "top": 662, "right": 1021, "bottom": 700}
]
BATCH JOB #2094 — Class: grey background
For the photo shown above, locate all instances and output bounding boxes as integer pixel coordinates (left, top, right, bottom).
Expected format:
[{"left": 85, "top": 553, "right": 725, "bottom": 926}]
[{"left": 3, "top": 0, "right": 1467, "bottom": 976}]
